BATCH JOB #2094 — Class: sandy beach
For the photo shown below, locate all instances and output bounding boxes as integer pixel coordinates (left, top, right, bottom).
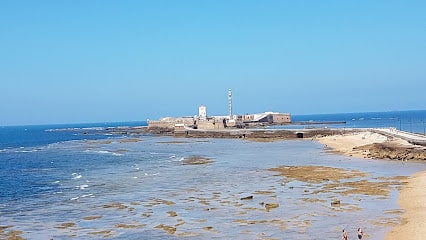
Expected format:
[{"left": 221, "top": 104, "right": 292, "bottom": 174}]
[
  {"left": 317, "top": 131, "right": 426, "bottom": 239},
  {"left": 386, "top": 170, "right": 426, "bottom": 240}
]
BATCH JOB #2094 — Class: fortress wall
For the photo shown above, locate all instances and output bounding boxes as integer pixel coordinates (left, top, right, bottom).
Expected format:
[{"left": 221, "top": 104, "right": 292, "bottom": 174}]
[
  {"left": 147, "top": 121, "right": 175, "bottom": 130},
  {"left": 148, "top": 117, "right": 195, "bottom": 130},
  {"left": 272, "top": 114, "right": 291, "bottom": 123},
  {"left": 197, "top": 119, "right": 226, "bottom": 130}
]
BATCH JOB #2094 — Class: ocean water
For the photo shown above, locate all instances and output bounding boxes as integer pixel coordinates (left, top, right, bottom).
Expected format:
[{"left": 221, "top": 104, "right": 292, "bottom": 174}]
[
  {"left": 1, "top": 111, "right": 425, "bottom": 239},
  {"left": 290, "top": 110, "right": 426, "bottom": 134}
]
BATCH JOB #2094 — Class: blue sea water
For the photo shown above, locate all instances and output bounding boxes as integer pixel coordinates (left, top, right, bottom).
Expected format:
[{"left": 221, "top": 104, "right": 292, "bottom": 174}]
[
  {"left": 0, "top": 111, "right": 425, "bottom": 239},
  {"left": 0, "top": 121, "right": 147, "bottom": 149},
  {"left": 280, "top": 110, "right": 426, "bottom": 134}
]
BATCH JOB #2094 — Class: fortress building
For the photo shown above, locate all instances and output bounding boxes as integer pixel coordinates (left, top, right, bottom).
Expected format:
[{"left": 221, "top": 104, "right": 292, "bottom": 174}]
[{"left": 147, "top": 89, "right": 291, "bottom": 132}]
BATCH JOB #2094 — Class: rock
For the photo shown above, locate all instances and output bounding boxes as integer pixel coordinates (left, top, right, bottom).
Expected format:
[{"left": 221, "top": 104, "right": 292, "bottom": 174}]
[
  {"left": 265, "top": 203, "right": 279, "bottom": 211},
  {"left": 331, "top": 200, "right": 341, "bottom": 206},
  {"left": 181, "top": 156, "right": 213, "bottom": 165},
  {"left": 240, "top": 195, "right": 253, "bottom": 200},
  {"left": 154, "top": 224, "right": 176, "bottom": 234},
  {"left": 167, "top": 211, "right": 177, "bottom": 217}
]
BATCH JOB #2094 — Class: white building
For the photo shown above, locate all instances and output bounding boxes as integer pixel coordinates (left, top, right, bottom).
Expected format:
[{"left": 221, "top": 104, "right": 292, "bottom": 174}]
[{"left": 198, "top": 105, "right": 207, "bottom": 120}]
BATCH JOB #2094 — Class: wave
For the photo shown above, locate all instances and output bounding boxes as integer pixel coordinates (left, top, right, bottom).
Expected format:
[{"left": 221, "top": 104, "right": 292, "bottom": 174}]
[
  {"left": 83, "top": 150, "right": 123, "bottom": 156},
  {"left": 69, "top": 193, "right": 94, "bottom": 201},
  {"left": 132, "top": 164, "right": 140, "bottom": 171},
  {"left": 144, "top": 172, "right": 160, "bottom": 176},
  {"left": 14, "top": 149, "right": 39, "bottom": 153},
  {"left": 45, "top": 127, "right": 105, "bottom": 132},
  {"left": 8, "top": 146, "right": 43, "bottom": 153},
  {"left": 171, "top": 157, "right": 185, "bottom": 162},
  {"left": 72, "top": 173, "right": 82, "bottom": 179},
  {"left": 77, "top": 184, "right": 89, "bottom": 190},
  {"left": 81, "top": 193, "right": 94, "bottom": 198}
]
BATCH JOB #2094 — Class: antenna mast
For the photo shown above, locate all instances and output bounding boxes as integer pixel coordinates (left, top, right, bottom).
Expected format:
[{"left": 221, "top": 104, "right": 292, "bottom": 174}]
[{"left": 228, "top": 89, "right": 232, "bottom": 119}]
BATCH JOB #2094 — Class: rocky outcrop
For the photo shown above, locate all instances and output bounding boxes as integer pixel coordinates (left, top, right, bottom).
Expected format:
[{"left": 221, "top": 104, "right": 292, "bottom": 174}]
[{"left": 356, "top": 143, "right": 426, "bottom": 161}]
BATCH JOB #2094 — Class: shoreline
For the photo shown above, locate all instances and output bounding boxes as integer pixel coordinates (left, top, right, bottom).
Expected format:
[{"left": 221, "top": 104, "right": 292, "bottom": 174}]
[
  {"left": 315, "top": 130, "right": 426, "bottom": 239},
  {"left": 49, "top": 126, "right": 426, "bottom": 238},
  {"left": 161, "top": 126, "right": 426, "bottom": 239},
  {"left": 385, "top": 170, "right": 426, "bottom": 240},
  {"left": 1, "top": 127, "right": 425, "bottom": 239},
  {"left": 315, "top": 130, "right": 426, "bottom": 161}
]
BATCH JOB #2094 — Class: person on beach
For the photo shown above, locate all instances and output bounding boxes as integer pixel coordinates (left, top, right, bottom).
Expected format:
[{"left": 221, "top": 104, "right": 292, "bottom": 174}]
[
  {"left": 357, "top": 227, "right": 364, "bottom": 239},
  {"left": 342, "top": 229, "right": 348, "bottom": 240}
]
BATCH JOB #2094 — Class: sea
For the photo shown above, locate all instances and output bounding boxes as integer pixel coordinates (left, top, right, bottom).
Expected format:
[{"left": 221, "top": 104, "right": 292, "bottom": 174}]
[{"left": 1, "top": 110, "right": 425, "bottom": 240}]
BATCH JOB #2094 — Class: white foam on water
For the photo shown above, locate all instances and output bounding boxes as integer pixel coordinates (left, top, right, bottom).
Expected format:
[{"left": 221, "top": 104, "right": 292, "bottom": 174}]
[
  {"left": 84, "top": 149, "right": 123, "bottom": 156},
  {"left": 80, "top": 194, "right": 94, "bottom": 198},
  {"left": 97, "top": 150, "right": 110, "bottom": 154},
  {"left": 77, "top": 184, "right": 89, "bottom": 190},
  {"left": 71, "top": 173, "right": 82, "bottom": 179},
  {"left": 14, "top": 148, "right": 39, "bottom": 153}
]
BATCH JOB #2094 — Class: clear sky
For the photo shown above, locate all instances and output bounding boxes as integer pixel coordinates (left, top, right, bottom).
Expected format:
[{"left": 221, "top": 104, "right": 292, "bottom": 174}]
[{"left": 1, "top": 1, "right": 425, "bottom": 125}]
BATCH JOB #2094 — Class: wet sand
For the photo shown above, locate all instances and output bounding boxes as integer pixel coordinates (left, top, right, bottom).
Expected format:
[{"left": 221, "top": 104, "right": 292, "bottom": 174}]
[
  {"left": 316, "top": 131, "right": 426, "bottom": 239},
  {"left": 385, "top": 170, "right": 426, "bottom": 240}
]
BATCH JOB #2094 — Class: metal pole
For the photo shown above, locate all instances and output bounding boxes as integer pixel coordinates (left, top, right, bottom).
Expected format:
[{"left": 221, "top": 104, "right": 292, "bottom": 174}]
[{"left": 228, "top": 89, "right": 232, "bottom": 119}]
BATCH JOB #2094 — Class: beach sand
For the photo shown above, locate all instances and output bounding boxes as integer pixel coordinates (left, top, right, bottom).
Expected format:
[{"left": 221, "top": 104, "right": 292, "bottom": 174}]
[
  {"left": 385, "top": 170, "right": 426, "bottom": 240},
  {"left": 316, "top": 131, "right": 409, "bottom": 158},
  {"left": 316, "top": 131, "right": 426, "bottom": 240}
]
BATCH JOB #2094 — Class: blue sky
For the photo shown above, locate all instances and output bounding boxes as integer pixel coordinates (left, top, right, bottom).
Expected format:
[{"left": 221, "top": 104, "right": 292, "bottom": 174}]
[{"left": 1, "top": 1, "right": 425, "bottom": 125}]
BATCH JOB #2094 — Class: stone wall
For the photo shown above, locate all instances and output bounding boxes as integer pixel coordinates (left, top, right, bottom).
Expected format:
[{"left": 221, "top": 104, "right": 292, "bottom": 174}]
[
  {"left": 272, "top": 114, "right": 291, "bottom": 124},
  {"left": 148, "top": 117, "right": 195, "bottom": 131},
  {"left": 197, "top": 119, "right": 226, "bottom": 130}
]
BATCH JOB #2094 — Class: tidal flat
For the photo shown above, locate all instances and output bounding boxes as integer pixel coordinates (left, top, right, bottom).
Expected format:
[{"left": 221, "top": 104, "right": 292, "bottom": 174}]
[{"left": 1, "top": 136, "right": 425, "bottom": 239}]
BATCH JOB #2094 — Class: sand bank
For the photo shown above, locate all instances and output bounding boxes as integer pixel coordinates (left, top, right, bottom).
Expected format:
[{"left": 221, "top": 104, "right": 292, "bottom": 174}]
[
  {"left": 386, "top": 170, "right": 426, "bottom": 240},
  {"left": 316, "top": 131, "right": 426, "bottom": 161},
  {"left": 317, "top": 131, "right": 389, "bottom": 158}
]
